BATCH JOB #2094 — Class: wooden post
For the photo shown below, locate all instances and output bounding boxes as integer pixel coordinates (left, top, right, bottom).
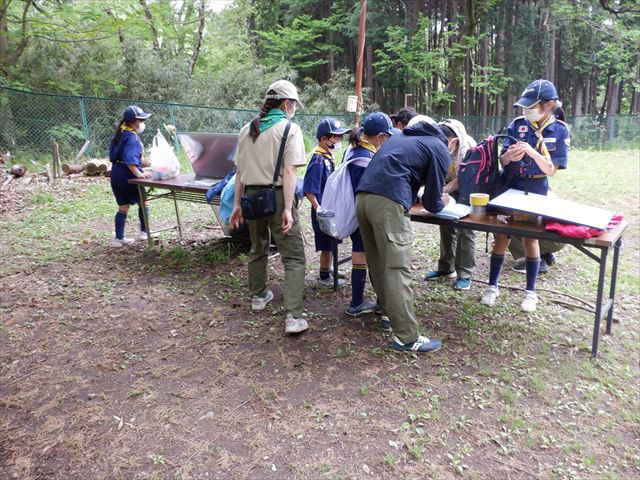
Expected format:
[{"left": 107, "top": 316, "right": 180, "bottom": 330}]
[
  {"left": 354, "top": 0, "right": 367, "bottom": 127},
  {"left": 73, "top": 140, "right": 91, "bottom": 163},
  {"left": 51, "top": 141, "right": 61, "bottom": 179}
]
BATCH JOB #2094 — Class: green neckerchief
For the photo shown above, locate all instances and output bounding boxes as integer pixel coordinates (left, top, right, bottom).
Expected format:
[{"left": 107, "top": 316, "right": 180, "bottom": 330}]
[{"left": 259, "top": 108, "right": 287, "bottom": 133}]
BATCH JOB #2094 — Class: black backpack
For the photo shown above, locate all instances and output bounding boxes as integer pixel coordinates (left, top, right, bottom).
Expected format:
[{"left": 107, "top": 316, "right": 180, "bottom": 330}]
[{"left": 457, "top": 133, "right": 518, "bottom": 205}]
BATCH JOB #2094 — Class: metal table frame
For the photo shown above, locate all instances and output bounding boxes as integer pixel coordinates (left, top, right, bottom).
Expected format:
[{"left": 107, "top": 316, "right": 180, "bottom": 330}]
[{"left": 410, "top": 210, "right": 627, "bottom": 358}]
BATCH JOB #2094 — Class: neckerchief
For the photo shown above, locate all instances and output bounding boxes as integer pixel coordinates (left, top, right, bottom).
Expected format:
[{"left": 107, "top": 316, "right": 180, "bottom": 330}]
[
  {"left": 529, "top": 115, "right": 555, "bottom": 160},
  {"left": 259, "top": 108, "right": 287, "bottom": 133},
  {"left": 358, "top": 138, "right": 378, "bottom": 155},
  {"left": 313, "top": 145, "right": 334, "bottom": 169},
  {"left": 120, "top": 124, "right": 138, "bottom": 134}
]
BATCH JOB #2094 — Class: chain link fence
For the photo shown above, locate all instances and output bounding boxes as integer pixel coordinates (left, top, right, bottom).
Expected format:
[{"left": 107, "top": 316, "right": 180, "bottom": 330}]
[{"left": 1, "top": 87, "right": 638, "bottom": 161}]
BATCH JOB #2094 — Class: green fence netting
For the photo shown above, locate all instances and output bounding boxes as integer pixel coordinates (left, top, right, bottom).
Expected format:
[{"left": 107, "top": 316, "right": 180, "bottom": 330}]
[{"left": 1, "top": 87, "right": 638, "bottom": 160}]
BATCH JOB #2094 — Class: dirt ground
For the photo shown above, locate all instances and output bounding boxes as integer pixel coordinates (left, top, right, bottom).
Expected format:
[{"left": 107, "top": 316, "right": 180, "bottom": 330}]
[{"left": 1, "top": 157, "right": 639, "bottom": 479}]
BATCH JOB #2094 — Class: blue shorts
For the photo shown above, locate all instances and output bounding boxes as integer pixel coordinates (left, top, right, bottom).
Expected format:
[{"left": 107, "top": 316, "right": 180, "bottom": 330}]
[
  {"left": 350, "top": 228, "right": 364, "bottom": 253},
  {"left": 110, "top": 163, "right": 142, "bottom": 206}
]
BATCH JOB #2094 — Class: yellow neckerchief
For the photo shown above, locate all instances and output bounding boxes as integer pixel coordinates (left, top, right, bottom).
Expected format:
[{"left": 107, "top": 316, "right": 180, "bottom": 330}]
[
  {"left": 358, "top": 138, "right": 377, "bottom": 155},
  {"left": 120, "top": 124, "right": 138, "bottom": 134},
  {"left": 314, "top": 145, "right": 333, "bottom": 159},
  {"left": 529, "top": 114, "right": 555, "bottom": 160}
]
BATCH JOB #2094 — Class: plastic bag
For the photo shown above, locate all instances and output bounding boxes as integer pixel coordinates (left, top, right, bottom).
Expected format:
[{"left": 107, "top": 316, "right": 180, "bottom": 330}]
[{"left": 149, "top": 130, "right": 180, "bottom": 180}]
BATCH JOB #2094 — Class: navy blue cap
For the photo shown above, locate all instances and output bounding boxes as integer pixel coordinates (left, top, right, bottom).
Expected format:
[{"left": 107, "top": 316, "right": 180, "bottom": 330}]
[
  {"left": 514, "top": 79, "right": 559, "bottom": 108},
  {"left": 316, "top": 117, "right": 352, "bottom": 139},
  {"left": 362, "top": 112, "right": 394, "bottom": 136},
  {"left": 123, "top": 105, "right": 152, "bottom": 123}
]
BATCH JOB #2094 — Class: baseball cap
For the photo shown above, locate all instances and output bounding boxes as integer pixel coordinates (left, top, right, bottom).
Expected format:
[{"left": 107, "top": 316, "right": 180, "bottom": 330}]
[
  {"left": 362, "top": 112, "right": 394, "bottom": 136},
  {"left": 123, "top": 105, "right": 152, "bottom": 123},
  {"left": 513, "top": 79, "right": 558, "bottom": 108},
  {"left": 265, "top": 79, "right": 304, "bottom": 107},
  {"left": 407, "top": 114, "right": 437, "bottom": 127},
  {"left": 316, "top": 117, "right": 352, "bottom": 139},
  {"left": 438, "top": 119, "right": 469, "bottom": 140}
]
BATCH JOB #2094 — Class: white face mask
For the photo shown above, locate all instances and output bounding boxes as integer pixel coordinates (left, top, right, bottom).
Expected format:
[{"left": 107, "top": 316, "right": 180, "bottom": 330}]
[
  {"left": 137, "top": 122, "right": 146, "bottom": 133},
  {"left": 523, "top": 107, "right": 543, "bottom": 123},
  {"left": 328, "top": 139, "right": 342, "bottom": 151},
  {"left": 285, "top": 101, "right": 296, "bottom": 120}
]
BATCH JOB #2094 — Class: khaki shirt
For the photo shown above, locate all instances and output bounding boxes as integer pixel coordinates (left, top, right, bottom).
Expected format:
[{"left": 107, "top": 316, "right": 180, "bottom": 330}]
[{"left": 236, "top": 120, "right": 306, "bottom": 186}]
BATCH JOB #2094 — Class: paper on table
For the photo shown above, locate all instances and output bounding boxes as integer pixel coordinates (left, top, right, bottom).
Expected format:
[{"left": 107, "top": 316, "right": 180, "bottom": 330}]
[{"left": 488, "top": 189, "right": 613, "bottom": 230}]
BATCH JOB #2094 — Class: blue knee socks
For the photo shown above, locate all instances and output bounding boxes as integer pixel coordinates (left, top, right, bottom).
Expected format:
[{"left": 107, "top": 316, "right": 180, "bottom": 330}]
[
  {"left": 488, "top": 253, "right": 505, "bottom": 287},
  {"left": 138, "top": 206, "right": 149, "bottom": 232},
  {"left": 351, "top": 264, "right": 367, "bottom": 307},
  {"left": 115, "top": 211, "right": 127, "bottom": 239},
  {"left": 525, "top": 257, "right": 540, "bottom": 291}
]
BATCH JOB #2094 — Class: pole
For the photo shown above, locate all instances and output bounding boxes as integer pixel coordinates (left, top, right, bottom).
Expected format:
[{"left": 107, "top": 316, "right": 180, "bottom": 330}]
[{"left": 354, "top": 0, "right": 367, "bottom": 127}]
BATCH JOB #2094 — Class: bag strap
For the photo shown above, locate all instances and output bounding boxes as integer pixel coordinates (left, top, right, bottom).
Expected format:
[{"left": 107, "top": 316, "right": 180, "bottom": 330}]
[{"left": 271, "top": 121, "right": 292, "bottom": 187}]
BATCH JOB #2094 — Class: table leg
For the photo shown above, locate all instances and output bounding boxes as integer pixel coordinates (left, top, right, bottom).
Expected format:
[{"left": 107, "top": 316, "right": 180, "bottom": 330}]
[
  {"left": 333, "top": 240, "right": 339, "bottom": 291},
  {"left": 606, "top": 239, "right": 622, "bottom": 335},
  {"left": 591, "top": 247, "right": 609, "bottom": 358},
  {"left": 138, "top": 185, "right": 152, "bottom": 249},
  {"left": 173, "top": 192, "right": 183, "bottom": 237}
]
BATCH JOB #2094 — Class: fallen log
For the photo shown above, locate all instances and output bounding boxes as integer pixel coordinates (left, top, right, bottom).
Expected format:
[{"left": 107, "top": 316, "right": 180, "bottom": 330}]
[
  {"left": 62, "top": 163, "right": 84, "bottom": 174},
  {"left": 84, "top": 159, "right": 110, "bottom": 176},
  {"left": 9, "top": 164, "right": 26, "bottom": 177}
]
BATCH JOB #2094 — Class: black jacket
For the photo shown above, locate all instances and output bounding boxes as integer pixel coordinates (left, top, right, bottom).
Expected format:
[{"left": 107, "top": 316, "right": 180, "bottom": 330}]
[{"left": 356, "top": 120, "right": 450, "bottom": 213}]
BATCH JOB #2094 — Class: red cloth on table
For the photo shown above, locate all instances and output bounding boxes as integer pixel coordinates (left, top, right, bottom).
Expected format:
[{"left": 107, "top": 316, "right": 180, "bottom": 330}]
[{"left": 544, "top": 214, "right": 624, "bottom": 239}]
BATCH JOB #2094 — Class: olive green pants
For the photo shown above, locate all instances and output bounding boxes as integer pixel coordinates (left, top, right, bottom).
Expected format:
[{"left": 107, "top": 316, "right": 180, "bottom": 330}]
[
  {"left": 438, "top": 224, "right": 476, "bottom": 279},
  {"left": 356, "top": 192, "right": 419, "bottom": 344},
  {"left": 246, "top": 187, "right": 306, "bottom": 317}
]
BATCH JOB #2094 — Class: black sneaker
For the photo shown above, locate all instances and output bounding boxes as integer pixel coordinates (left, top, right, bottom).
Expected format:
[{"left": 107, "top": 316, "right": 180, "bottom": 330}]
[
  {"left": 512, "top": 258, "right": 548, "bottom": 275},
  {"left": 541, "top": 252, "right": 556, "bottom": 266}
]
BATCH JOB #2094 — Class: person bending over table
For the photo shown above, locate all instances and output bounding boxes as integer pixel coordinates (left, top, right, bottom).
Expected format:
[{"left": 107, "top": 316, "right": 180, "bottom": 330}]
[
  {"left": 480, "top": 79, "right": 570, "bottom": 313},
  {"left": 108, "top": 105, "right": 153, "bottom": 247},
  {"left": 229, "top": 80, "right": 308, "bottom": 335},
  {"left": 424, "top": 119, "right": 477, "bottom": 291},
  {"left": 355, "top": 115, "right": 449, "bottom": 353}
]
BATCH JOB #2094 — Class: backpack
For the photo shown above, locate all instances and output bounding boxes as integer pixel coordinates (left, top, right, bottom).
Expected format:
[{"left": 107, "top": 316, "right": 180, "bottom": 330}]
[
  {"left": 457, "top": 133, "right": 518, "bottom": 205},
  {"left": 316, "top": 156, "right": 370, "bottom": 240}
]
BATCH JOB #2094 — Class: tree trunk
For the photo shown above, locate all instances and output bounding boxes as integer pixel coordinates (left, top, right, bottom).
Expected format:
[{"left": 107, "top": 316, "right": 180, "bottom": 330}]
[
  {"left": 61, "top": 163, "right": 84, "bottom": 175},
  {"left": 139, "top": 0, "right": 161, "bottom": 53},
  {"left": 405, "top": 0, "right": 419, "bottom": 31},
  {"left": 84, "top": 159, "right": 110, "bottom": 176},
  {"left": 187, "top": 0, "right": 206, "bottom": 77},
  {"left": 631, "top": 67, "right": 640, "bottom": 114},
  {"left": 572, "top": 81, "right": 584, "bottom": 115}
]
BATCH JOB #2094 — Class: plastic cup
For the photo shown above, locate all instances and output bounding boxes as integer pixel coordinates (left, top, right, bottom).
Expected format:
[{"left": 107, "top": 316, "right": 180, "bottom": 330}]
[{"left": 469, "top": 193, "right": 489, "bottom": 220}]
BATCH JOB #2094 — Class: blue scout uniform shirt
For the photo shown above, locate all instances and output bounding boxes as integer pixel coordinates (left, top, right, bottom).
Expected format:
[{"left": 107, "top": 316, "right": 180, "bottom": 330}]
[
  {"left": 346, "top": 140, "right": 377, "bottom": 194},
  {"left": 500, "top": 116, "right": 570, "bottom": 195},
  {"left": 109, "top": 129, "right": 143, "bottom": 166},
  {"left": 303, "top": 146, "right": 335, "bottom": 204},
  {"left": 356, "top": 121, "right": 450, "bottom": 213}
]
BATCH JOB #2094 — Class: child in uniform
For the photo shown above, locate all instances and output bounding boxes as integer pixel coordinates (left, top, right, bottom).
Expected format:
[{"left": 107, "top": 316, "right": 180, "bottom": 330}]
[
  {"left": 480, "top": 79, "right": 570, "bottom": 312},
  {"left": 303, "top": 118, "right": 351, "bottom": 288},
  {"left": 108, "top": 105, "right": 153, "bottom": 247}
]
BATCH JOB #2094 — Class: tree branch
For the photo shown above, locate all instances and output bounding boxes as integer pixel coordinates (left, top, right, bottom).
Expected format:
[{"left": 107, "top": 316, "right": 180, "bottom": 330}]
[
  {"left": 138, "top": 0, "right": 161, "bottom": 52},
  {"left": 599, "top": 0, "right": 640, "bottom": 15},
  {"left": 187, "top": 0, "right": 206, "bottom": 77}
]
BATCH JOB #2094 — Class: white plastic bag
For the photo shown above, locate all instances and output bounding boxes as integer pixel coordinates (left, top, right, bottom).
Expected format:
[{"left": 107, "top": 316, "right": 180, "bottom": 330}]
[{"left": 149, "top": 129, "right": 180, "bottom": 180}]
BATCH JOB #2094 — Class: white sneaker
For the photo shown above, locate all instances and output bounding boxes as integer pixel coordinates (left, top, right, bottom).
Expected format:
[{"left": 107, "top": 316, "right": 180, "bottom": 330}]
[
  {"left": 251, "top": 290, "right": 274, "bottom": 310},
  {"left": 110, "top": 237, "right": 135, "bottom": 248},
  {"left": 521, "top": 290, "right": 538, "bottom": 312},
  {"left": 285, "top": 314, "right": 308, "bottom": 334},
  {"left": 137, "top": 231, "right": 149, "bottom": 241},
  {"left": 480, "top": 285, "right": 499, "bottom": 306}
]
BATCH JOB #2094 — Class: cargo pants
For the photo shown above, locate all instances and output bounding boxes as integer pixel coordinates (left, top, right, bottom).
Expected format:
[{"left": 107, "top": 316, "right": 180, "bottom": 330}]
[
  {"left": 355, "top": 192, "right": 419, "bottom": 344},
  {"left": 246, "top": 187, "right": 306, "bottom": 317},
  {"left": 438, "top": 225, "right": 476, "bottom": 279}
]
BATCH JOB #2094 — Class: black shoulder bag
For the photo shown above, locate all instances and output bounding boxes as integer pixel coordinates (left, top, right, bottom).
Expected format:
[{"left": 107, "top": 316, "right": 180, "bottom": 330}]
[{"left": 240, "top": 121, "right": 292, "bottom": 220}]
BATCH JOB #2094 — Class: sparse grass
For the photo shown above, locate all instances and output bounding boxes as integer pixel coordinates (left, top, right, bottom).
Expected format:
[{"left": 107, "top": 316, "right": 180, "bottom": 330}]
[{"left": 0, "top": 149, "right": 638, "bottom": 479}]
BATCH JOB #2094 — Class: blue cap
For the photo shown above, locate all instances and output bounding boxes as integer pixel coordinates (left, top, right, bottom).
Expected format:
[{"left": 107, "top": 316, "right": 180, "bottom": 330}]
[
  {"left": 316, "top": 117, "right": 352, "bottom": 139},
  {"left": 362, "top": 112, "right": 394, "bottom": 136},
  {"left": 123, "top": 105, "right": 152, "bottom": 123},
  {"left": 514, "top": 79, "right": 559, "bottom": 108}
]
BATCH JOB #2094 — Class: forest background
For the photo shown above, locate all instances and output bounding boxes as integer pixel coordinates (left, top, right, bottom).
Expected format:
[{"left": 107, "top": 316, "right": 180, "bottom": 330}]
[{"left": 1, "top": 0, "right": 639, "bottom": 118}]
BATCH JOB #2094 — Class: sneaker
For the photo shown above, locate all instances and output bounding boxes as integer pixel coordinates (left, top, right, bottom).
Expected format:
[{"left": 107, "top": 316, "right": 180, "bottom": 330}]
[
  {"left": 251, "top": 290, "right": 274, "bottom": 310},
  {"left": 392, "top": 334, "right": 442, "bottom": 353},
  {"left": 316, "top": 276, "right": 346, "bottom": 288},
  {"left": 454, "top": 277, "right": 471, "bottom": 291},
  {"left": 285, "top": 314, "right": 308, "bottom": 334},
  {"left": 345, "top": 301, "right": 378, "bottom": 317},
  {"left": 480, "top": 285, "right": 499, "bottom": 307},
  {"left": 521, "top": 290, "right": 538, "bottom": 312},
  {"left": 512, "top": 258, "right": 549, "bottom": 274},
  {"left": 541, "top": 252, "right": 556, "bottom": 266},
  {"left": 110, "top": 237, "right": 135, "bottom": 248},
  {"left": 424, "top": 270, "right": 456, "bottom": 281},
  {"left": 379, "top": 315, "right": 392, "bottom": 332},
  {"left": 137, "top": 231, "right": 149, "bottom": 241}
]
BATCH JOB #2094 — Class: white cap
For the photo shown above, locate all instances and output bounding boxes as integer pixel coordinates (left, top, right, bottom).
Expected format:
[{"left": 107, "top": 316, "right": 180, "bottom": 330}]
[
  {"left": 265, "top": 80, "right": 304, "bottom": 107},
  {"left": 407, "top": 114, "right": 436, "bottom": 127}
]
